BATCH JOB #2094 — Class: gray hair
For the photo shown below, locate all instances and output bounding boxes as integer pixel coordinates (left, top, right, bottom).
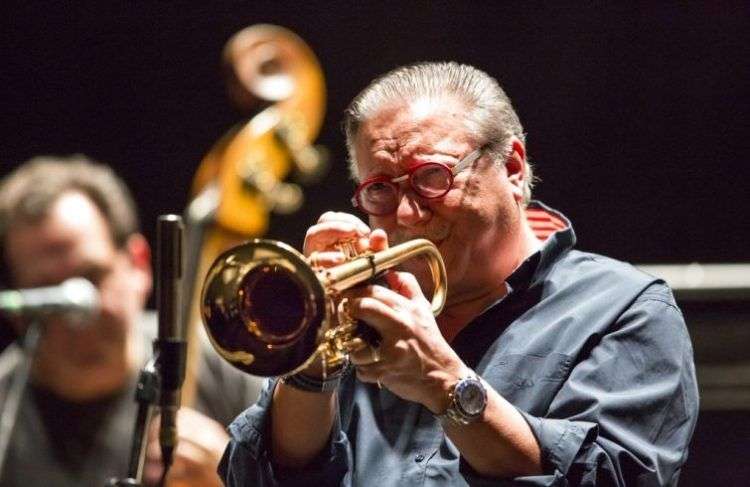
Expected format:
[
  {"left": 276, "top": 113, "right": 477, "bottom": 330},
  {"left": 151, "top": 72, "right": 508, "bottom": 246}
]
[
  {"left": 343, "top": 61, "right": 534, "bottom": 204},
  {"left": 0, "top": 155, "right": 140, "bottom": 250}
]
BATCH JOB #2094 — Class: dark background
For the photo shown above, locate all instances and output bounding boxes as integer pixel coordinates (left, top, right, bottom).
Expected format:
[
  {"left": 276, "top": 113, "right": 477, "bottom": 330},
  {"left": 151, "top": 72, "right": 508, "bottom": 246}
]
[{"left": 1, "top": 2, "right": 748, "bottom": 485}]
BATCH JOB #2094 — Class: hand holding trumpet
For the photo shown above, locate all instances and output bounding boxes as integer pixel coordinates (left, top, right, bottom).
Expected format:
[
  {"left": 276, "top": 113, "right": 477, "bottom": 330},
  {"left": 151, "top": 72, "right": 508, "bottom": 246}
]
[{"left": 301, "top": 212, "right": 468, "bottom": 414}]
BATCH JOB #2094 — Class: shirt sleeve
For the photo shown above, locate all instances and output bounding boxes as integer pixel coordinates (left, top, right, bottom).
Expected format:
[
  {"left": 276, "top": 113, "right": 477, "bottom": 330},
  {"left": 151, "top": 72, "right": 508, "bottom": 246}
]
[
  {"left": 218, "top": 379, "right": 352, "bottom": 486},
  {"left": 462, "top": 284, "right": 700, "bottom": 486}
]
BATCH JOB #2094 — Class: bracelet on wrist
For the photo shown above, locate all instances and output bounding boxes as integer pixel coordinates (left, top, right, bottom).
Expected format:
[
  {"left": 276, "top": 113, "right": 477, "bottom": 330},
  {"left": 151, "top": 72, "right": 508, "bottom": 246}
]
[{"left": 279, "top": 362, "right": 350, "bottom": 393}]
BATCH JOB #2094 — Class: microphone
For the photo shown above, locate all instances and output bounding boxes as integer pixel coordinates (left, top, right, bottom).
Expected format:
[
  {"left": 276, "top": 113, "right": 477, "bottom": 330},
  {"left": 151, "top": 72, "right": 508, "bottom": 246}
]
[
  {"left": 0, "top": 277, "right": 99, "bottom": 324},
  {"left": 0, "top": 278, "right": 98, "bottom": 476},
  {"left": 154, "top": 215, "right": 185, "bottom": 478}
]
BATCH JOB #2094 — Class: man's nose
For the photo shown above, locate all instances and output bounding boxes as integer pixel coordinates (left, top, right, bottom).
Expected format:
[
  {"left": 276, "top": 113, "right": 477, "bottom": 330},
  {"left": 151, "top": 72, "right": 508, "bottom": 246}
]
[{"left": 395, "top": 188, "right": 431, "bottom": 227}]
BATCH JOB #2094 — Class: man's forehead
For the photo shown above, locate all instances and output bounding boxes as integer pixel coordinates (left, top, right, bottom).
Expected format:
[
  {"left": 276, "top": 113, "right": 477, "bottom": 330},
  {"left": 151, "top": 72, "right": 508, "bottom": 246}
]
[
  {"left": 5, "top": 192, "right": 117, "bottom": 284},
  {"left": 368, "top": 96, "right": 464, "bottom": 125},
  {"left": 361, "top": 98, "right": 468, "bottom": 142},
  {"left": 30, "top": 192, "right": 112, "bottom": 243}
]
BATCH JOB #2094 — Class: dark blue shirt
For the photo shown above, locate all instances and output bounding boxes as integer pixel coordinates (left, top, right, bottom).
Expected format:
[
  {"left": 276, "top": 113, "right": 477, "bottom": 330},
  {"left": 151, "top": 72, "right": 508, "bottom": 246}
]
[{"left": 219, "top": 202, "right": 699, "bottom": 486}]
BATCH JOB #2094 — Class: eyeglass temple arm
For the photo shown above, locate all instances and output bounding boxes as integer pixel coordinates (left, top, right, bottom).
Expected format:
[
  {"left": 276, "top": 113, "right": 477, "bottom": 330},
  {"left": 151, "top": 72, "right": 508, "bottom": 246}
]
[{"left": 452, "top": 148, "right": 483, "bottom": 174}]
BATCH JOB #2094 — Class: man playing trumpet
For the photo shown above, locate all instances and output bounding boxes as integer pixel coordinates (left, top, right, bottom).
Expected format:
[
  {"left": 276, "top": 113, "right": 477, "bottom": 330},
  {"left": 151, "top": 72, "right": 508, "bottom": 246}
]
[{"left": 220, "top": 62, "right": 699, "bottom": 486}]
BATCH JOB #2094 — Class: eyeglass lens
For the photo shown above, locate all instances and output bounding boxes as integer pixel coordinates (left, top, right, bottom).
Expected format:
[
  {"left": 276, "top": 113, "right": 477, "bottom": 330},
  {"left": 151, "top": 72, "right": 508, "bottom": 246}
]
[{"left": 359, "top": 163, "right": 453, "bottom": 214}]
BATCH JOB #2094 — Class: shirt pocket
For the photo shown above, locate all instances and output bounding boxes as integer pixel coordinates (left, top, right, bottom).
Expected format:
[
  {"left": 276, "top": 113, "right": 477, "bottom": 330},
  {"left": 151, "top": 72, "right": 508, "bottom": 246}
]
[{"left": 481, "top": 352, "right": 573, "bottom": 413}]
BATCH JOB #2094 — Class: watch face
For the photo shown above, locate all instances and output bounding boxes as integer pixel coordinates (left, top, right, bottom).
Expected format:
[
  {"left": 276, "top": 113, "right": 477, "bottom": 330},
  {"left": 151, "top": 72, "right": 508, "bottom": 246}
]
[{"left": 455, "top": 378, "right": 487, "bottom": 417}]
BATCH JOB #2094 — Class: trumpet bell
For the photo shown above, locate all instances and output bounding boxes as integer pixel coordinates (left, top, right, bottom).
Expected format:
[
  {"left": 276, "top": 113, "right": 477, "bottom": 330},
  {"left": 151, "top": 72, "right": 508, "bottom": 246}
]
[{"left": 201, "top": 239, "right": 324, "bottom": 376}]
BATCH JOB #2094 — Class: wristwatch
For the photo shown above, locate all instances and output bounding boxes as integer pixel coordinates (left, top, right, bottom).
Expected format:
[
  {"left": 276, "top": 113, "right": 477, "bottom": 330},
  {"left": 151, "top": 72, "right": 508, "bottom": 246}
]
[{"left": 436, "top": 373, "right": 488, "bottom": 426}]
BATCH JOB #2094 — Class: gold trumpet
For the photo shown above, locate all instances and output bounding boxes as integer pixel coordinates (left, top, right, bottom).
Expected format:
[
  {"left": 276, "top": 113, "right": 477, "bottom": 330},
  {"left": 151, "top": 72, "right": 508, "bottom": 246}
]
[{"left": 200, "top": 238, "right": 447, "bottom": 377}]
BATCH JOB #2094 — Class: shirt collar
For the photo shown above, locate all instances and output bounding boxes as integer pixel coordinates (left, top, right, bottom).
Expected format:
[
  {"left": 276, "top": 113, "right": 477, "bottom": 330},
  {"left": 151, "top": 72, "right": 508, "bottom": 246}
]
[{"left": 505, "top": 200, "right": 576, "bottom": 294}]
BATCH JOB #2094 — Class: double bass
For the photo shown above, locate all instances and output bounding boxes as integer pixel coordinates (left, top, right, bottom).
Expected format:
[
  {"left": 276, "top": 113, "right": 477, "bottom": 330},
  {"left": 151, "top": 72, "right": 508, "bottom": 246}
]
[{"left": 181, "top": 24, "right": 328, "bottom": 405}]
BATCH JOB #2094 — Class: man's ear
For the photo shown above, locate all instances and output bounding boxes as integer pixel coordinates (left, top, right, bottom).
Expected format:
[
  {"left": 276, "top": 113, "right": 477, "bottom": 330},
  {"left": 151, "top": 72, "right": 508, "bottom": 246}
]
[
  {"left": 504, "top": 138, "right": 527, "bottom": 203},
  {"left": 125, "top": 233, "right": 152, "bottom": 298}
]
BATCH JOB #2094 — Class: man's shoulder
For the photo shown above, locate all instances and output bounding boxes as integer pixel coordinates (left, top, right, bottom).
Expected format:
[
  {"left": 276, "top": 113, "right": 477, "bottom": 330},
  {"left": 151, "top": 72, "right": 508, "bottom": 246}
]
[{"left": 553, "top": 248, "right": 669, "bottom": 299}]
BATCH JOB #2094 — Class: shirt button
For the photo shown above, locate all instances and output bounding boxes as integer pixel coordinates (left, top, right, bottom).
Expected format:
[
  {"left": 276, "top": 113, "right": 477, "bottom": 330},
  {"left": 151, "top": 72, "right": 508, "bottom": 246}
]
[{"left": 415, "top": 454, "right": 425, "bottom": 463}]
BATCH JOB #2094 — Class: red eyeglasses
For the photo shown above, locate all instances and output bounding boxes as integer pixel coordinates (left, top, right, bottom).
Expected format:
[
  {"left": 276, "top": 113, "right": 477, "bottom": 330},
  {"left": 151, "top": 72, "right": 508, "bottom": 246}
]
[{"left": 351, "top": 148, "right": 483, "bottom": 216}]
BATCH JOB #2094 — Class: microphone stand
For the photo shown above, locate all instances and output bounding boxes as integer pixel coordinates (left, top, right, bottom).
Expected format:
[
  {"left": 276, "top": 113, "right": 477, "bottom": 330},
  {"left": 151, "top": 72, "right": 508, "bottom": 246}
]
[
  {"left": 0, "top": 319, "right": 42, "bottom": 478},
  {"left": 106, "top": 357, "right": 160, "bottom": 487},
  {"left": 107, "top": 215, "right": 185, "bottom": 487}
]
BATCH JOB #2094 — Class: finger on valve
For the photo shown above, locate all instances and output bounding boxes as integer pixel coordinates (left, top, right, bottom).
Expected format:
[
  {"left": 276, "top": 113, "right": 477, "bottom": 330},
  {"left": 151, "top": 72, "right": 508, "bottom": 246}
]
[{"left": 303, "top": 215, "right": 370, "bottom": 255}]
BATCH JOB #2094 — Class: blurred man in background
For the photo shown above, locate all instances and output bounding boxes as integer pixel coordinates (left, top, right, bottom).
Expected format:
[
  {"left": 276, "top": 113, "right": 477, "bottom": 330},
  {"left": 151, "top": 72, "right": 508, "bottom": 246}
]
[{"left": 0, "top": 155, "right": 262, "bottom": 486}]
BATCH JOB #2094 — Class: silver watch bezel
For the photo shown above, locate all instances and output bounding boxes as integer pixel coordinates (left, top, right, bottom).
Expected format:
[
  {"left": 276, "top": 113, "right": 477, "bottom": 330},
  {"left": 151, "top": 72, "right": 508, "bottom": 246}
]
[
  {"left": 437, "top": 373, "right": 487, "bottom": 426},
  {"left": 454, "top": 375, "right": 487, "bottom": 417}
]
